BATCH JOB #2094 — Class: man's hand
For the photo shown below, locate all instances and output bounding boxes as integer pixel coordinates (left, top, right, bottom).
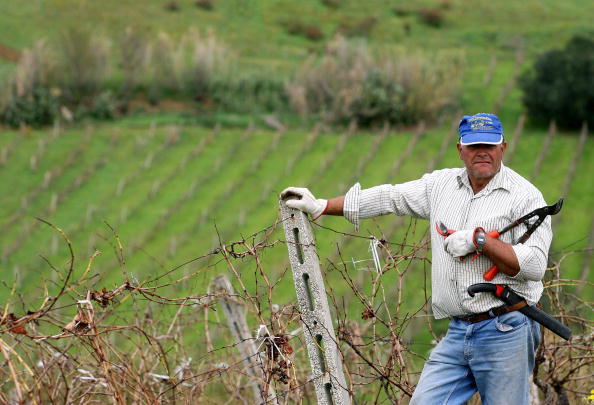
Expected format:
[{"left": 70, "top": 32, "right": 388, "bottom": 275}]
[
  {"left": 444, "top": 229, "right": 476, "bottom": 258},
  {"left": 280, "top": 187, "right": 328, "bottom": 220}
]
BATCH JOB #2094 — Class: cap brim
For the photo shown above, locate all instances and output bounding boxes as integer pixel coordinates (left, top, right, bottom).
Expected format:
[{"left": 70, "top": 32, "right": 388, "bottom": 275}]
[{"left": 459, "top": 132, "right": 503, "bottom": 146}]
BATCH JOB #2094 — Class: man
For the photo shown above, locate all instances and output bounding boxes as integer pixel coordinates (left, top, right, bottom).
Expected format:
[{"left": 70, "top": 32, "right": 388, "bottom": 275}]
[{"left": 281, "top": 113, "right": 551, "bottom": 404}]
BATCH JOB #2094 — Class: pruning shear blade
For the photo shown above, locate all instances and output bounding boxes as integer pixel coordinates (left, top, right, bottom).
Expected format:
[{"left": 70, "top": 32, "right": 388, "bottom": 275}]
[
  {"left": 513, "top": 198, "right": 563, "bottom": 244},
  {"left": 436, "top": 221, "right": 453, "bottom": 237}
]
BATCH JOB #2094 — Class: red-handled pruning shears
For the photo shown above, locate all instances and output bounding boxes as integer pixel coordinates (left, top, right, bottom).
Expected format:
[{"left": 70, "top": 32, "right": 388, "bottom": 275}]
[{"left": 437, "top": 198, "right": 563, "bottom": 280}]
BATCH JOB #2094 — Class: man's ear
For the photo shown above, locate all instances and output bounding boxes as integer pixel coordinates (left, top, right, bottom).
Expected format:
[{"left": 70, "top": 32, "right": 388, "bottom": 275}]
[
  {"left": 456, "top": 143, "right": 462, "bottom": 159},
  {"left": 501, "top": 141, "right": 507, "bottom": 153}
]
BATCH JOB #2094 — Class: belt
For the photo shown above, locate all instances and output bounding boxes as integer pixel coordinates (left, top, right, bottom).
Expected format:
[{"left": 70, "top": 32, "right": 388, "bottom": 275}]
[{"left": 454, "top": 301, "right": 528, "bottom": 324}]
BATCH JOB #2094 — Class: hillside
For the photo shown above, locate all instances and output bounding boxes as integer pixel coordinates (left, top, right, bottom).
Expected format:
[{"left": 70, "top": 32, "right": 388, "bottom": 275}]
[
  {"left": 1, "top": 0, "right": 591, "bottom": 61},
  {"left": 1, "top": 116, "right": 591, "bottom": 302},
  {"left": 1, "top": 0, "right": 593, "bottom": 122},
  {"left": 0, "top": 115, "right": 591, "bottom": 404}
]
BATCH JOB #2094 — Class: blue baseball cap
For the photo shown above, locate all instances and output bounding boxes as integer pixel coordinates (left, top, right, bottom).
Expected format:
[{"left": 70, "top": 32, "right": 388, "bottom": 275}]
[{"left": 458, "top": 113, "right": 504, "bottom": 145}]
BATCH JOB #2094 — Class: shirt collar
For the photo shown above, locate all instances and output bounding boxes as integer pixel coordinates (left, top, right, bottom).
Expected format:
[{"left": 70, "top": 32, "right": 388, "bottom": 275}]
[{"left": 456, "top": 163, "right": 511, "bottom": 193}]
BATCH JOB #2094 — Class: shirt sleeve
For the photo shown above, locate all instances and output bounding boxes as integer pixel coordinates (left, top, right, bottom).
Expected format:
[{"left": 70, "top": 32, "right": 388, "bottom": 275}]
[
  {"left": 343, "top": 173, "right": 435, "bottom": 230},
  {"left": 510, "top": 195, "right": 553, "bottom": 282}
]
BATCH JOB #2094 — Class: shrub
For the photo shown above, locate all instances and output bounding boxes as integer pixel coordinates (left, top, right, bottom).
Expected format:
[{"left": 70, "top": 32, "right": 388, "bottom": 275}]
[
  {"left": 286, "top": 36, "right": 462, "bottom": 126},
  {"left": 56, "top": 27, "right": 112, "bottom": 105},
  {"left": 0, "top": 41, "right": 58, "bottom": 127},
  {"left": 0, "top": 29, "right": 114, "bottom": 127},
  {"left": 336, "top": 17, "right": 378, "bottom": 38},
  {"left": 519, "top": 35, "right": 594, "bottom": 129},
  {"left": 1, "top": 86, "right": 58, "bottom": 128},
  {"left": 79, "top": 91, "right": 117, "bottom": 120},
  {"left": 349, "top": 70, "right": 405, "bottom": 127},
  {"left": 393, "top": 7, "right": 413, "bottom": 17},
  {"left": 163, "top": 1, "right": 180, "bottom": 11},
  {"left": 321, "top": 0, "right": 340, "bottom": 8},
  {"left": 183, "top": 29, "right": 229, "bottom": 101},
  {"left": 418, "top": 8, "right": 445, "bottom": 28},
  {"left": 209, "top": 71, "right": 288, "bottom": 113},
  {"left": 286, "top": 36, "right": 370, "bottom": 121},
  {"left": 148, "top": 29, "right": 229, "bottom": 102},
  {"left": 285, "top": 21, "right": 324, "bottom": 41},
  {"left": 10, "top": 40, "right": 55, "bottom": 98},
  {"left": 118, "top": 27, "right": 150, "bottom": 97},
  {"left": 195, "top": 0, "right": 214, "bottom": 10},
  {"left": 0, "top": 28, "right": 234, "bottom": 125},
  {"left": 148, "top": 32, "right": 178, "bottom": 101}
]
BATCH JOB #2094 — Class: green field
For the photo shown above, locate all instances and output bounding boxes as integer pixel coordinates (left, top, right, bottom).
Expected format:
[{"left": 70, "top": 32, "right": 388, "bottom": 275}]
[
  {"left": 1, "top": 0, "right": 592, "bottom": 61},
  {"left": 0, "top": 115, "right": 591, "bottom": 395},
  {"left": 2, "top": 0, "right": 593, "bottom": 120},
  {"left": 1, "top": 116, "right": 591, "bottom": 302},
  {"left": 1, "top": 0, "right": 593, "bottom": 331}
]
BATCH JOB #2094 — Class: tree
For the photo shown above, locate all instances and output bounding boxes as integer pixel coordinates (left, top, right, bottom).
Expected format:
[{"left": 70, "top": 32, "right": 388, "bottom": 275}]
[{"left": 519, "top": 35, "right": 594, "bottom": 129}]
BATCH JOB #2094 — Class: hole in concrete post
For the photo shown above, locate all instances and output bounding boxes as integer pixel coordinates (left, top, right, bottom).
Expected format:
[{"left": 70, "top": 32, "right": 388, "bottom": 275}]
[
  {"left": 293, "top": 227, "right": 304, "bottom": 264},
  {"left": 325, "top": 383, "right": 335, "bottom": 405},
  {"left": 303, "top": 273, "right": 315, "bottom": 311},
  {"left": 316, "top": 334, "right": 327, "bottom": 373},
  {"left": 232, "top": 321, "right": 242, "bottom": 339},
  {"left": 224, "top": 301, "right": 231, "bottom": 313},
  {"left": 234, "top": 321, "right": 254, "bottom": 368}
]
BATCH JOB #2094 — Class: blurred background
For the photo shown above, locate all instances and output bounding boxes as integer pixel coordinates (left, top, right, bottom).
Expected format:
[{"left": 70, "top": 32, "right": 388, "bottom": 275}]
[{"left": 0, "top": 1, "right": 592, "bottom": 401}]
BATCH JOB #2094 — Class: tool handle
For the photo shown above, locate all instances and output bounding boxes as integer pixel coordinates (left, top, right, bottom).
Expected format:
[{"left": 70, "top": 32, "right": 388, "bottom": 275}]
[
  {"left": 467, "top": 283, "right": 498, "bottom": 297},
  {"left": 479, "top": 229, "right": 508, "bottom": 280},
  {"left": 467, "top": 283, "right": 572, "bottom": 341},
  {"left": 518, "top": 305, "right": 572, "bottom": 341},
  {"left": 483, "top": 265, "right": 499, "bottom": 281},
  {"left": 486, "top": 230, "right": 500, "bottom": 238}
]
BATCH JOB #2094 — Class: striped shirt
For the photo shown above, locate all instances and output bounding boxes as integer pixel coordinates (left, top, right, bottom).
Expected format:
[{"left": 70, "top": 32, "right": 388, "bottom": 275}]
[{"left": 343, "top": 164, "right": 552, "bottom": 319}]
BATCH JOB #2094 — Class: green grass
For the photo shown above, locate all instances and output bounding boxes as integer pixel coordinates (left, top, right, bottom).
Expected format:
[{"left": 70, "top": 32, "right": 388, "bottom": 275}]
[
  {"left": 3, "top": 0, "right": 589, "bottom": 56},
  {"left": 1, "top": 0, "right": 593, "bottom": 118},
  {"left": 0, "top": 53, "right": 590, "bottom": 330}
]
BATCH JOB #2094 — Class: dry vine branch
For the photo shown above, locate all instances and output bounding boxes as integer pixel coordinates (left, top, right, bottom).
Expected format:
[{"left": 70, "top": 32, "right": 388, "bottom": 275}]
[{"left": 0, "top": 217, "right": 590, "bottom": 404}]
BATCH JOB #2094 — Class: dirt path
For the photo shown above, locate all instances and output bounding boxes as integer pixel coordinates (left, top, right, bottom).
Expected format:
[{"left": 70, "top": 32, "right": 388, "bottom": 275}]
[{"left": 0, "top": 43, "right": 21, "bottom": 62}]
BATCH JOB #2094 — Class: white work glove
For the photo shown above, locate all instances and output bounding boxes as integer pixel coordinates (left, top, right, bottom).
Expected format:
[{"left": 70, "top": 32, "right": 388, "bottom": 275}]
[
  {"left": 443, "top": 229, "right": 476, "bottom": 258},
  {"left": 280, "top": 187, "right": 328, "bottom": 220}
]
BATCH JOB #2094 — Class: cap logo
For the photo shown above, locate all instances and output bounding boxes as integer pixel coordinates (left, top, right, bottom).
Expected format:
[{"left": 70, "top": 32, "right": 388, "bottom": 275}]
[{"left": 469, "top": 116, "right": 495, "bottom": 132}]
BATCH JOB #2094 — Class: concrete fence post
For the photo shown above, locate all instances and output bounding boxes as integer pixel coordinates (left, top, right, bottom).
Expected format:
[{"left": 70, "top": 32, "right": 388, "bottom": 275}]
[
  {"left": 280, "top": 199, "right": 351, "bottom": 405},
  {"left": 212, "top": 275, "right": 278, "bottom": 405}
]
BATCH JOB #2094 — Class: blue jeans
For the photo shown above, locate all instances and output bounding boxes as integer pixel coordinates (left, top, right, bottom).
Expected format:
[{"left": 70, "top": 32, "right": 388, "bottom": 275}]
[{"left": 410, "top": 311, "right": 541, "bottom": 405}]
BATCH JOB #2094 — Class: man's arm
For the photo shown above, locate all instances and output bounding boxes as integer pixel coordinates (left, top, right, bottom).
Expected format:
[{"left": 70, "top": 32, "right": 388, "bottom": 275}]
[
  {"left": 280, "top": 187, "right": 344, "bottom": 220},
  {"left": 481, "top": 236, "right": 520, "bottom": 277},
  {"left": 283, "top": 172, "right": 438, "bottom": 229},
  {"left": 324, "top": 196, "right": 344, "bottom": 216}
]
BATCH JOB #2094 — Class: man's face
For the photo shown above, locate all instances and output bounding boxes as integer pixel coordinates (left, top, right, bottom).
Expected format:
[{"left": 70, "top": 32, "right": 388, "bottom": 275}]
[{"left": 457, "top": 142, "right": 507, "bottom": 180}]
